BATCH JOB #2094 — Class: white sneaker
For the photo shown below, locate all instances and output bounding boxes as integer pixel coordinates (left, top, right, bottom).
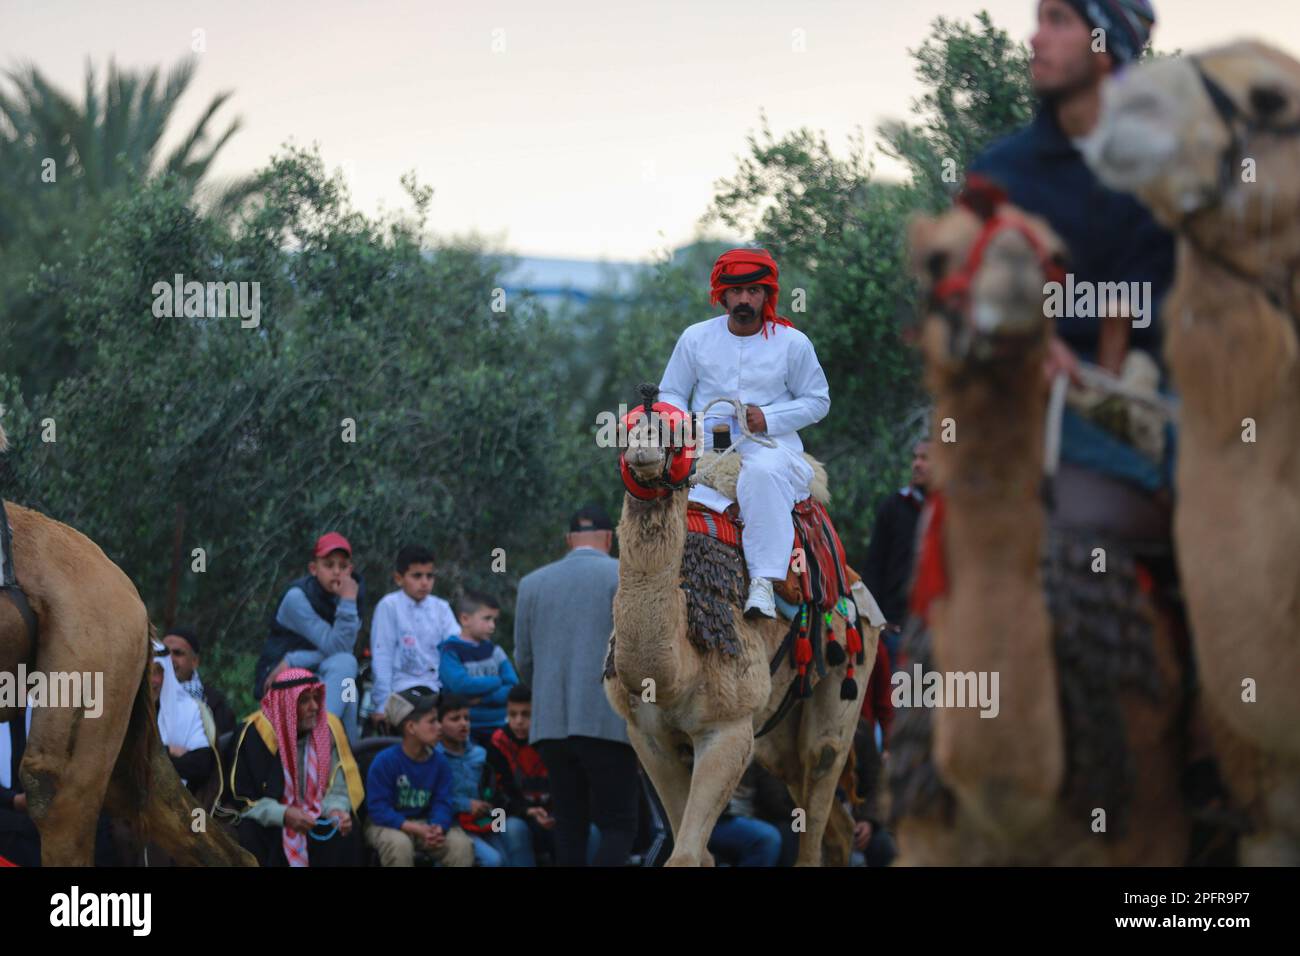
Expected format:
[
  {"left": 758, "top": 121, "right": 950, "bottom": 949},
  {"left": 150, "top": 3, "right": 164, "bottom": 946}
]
[{"left": 744, "top": 577, "right": 777, "bottom": 619}]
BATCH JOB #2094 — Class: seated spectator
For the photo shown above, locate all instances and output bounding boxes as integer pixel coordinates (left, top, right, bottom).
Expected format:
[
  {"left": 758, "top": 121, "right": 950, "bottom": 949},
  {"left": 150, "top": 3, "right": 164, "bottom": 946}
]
[
  {"left": 150, "top": 644, "right": 215, "bottom": 796},
  {"left": 851, "top": 717, "right": 897, "bottom": 868},
  {"left": 368, "top": 545, "right": 459, "bottom": 733},
  {"left": 707, "top": 764, "right": 783, "bottom": 866},
  {"left": 486, "top": 684, "right": 556, "bottom": 867},
  {"left": 228, "top": 668, "right": 363, "bottom": 867},
  {"left": 253, "top": 532, "right": 366, "bottom": 743},
  {"left": 436, "top": 694, "right": 503, "bottom": 866},
  {"left": 364, "top": 687, "right": 474, "bottom": 867},
  {"left": 750, "top": 763, "right": 799, "bottom": 867},
  {"left": 163, "top": 625, "right": 236, "bottom": 738},
  {"left": 440, "top": 590, "right": 518, "bottom": 747}
]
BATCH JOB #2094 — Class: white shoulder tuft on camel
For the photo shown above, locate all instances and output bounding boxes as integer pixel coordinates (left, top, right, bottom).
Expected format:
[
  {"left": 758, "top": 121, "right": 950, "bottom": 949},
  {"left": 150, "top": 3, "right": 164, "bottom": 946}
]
[{"left": 695, "top": 448, "right": 830, "bottom": 505}]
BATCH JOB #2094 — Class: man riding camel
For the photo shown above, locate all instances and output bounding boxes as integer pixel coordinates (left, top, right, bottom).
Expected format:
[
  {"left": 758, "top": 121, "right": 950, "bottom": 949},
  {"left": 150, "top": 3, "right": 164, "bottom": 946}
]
[{"left": 658, "top": 248, "right": 830, "bottom": 619}]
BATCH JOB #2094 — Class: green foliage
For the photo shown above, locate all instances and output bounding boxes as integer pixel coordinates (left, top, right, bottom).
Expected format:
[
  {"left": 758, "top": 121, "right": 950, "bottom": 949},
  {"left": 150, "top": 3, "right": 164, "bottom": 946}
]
[
  {"left": 1, "top": 147, "right": 581, "bottom": 715},
  {"left": 879, "top": 12, "right": 1034, "bottom": 211},
  {"left": 565, "top": 14, "right": 1036, "bottom": 557},
  {"left": 0, "top": 12, "right": 1043, "bottom": 711}
]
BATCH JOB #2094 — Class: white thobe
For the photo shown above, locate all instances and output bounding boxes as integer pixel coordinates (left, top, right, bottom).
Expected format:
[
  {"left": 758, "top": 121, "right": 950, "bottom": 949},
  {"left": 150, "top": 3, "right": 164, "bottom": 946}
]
[{"left": 659, "top": 315, "right": 831, "bottom": 579}]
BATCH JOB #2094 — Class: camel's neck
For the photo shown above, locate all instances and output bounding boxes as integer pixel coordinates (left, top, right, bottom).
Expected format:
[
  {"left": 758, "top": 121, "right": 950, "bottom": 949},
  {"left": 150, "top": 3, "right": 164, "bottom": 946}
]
[
  {"left": 1165, "top": 240, "right": 1300, "bottom": 445},
  {"left": 925, "top": 346, "right": 1064, "bottom": 802},
  {"left": 616, "top": 491, "right": 687, "bottom": 580},
  {"left": 612, "top": 491, "right": 692, "bottom": 697},
  {"left": 931, "top": 352, "right": 1049, "bottom": 548}
]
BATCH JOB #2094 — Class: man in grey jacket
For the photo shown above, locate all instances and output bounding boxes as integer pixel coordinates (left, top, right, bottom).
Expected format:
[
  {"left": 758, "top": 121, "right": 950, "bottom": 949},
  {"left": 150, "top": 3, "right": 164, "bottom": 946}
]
[{"left": 514, "top": 504, "right": 638, "bottom": 866}]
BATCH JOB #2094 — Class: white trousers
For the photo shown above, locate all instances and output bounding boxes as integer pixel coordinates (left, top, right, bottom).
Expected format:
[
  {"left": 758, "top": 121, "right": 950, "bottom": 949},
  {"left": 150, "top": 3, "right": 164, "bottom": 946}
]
[{"left": 689, "top": 441, "right": 815, "bottom": 580}]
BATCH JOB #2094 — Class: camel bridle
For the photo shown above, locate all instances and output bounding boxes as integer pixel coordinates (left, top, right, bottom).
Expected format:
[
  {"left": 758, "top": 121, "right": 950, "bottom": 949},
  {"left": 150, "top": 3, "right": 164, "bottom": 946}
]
[
  {"left": 622, "top": 383, "right": 697, "bottom": 497},
  {"left": 1191, "top": 57, "right": 1300, "bottom": 213},
  {"left": 1181, "top": 58, "right": 1300, "bottom": 322},
  {"left": 928, "top": 197, "right": 1066, "bottom": 361}
]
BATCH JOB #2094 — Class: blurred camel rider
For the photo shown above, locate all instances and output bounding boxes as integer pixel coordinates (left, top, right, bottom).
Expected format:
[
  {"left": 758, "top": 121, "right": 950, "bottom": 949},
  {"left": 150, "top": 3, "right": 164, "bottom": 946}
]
[
  {"left": 968, "top": 0, "right": 1175, "bottom": 502},
  {"left": 968, "top": 1, "right": 1231, "bottom": 824},
  {"left": 253, "top": 531, "right": 367, "bottom": 744},
  {"left": 658, "top": 248, "right": 831, "bottom": 619}
]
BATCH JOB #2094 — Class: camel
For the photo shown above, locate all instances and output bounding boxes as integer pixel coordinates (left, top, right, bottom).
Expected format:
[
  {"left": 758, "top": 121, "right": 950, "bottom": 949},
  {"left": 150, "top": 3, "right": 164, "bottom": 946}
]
[
  {"left": 1084, "top": 40, "right": 1300, "bottom": 863},
  {"left": 894, "top": 190, "right": 1193, "bottom": 864},
  {"left": 604, "top": 393, "right": 880, "bottom": 866},
  {"left": 0, "top": 421, "right": 254, "bottom": 865}
]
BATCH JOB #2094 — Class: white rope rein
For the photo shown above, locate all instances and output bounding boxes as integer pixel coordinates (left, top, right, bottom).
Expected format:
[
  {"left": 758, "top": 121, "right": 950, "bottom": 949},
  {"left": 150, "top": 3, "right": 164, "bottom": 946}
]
[
  {"left": 690, "top": 397, "right": 776, "bottom": 489},
  {"left": 1042, "top": 360, "right": 1181, "bottom": 479}
]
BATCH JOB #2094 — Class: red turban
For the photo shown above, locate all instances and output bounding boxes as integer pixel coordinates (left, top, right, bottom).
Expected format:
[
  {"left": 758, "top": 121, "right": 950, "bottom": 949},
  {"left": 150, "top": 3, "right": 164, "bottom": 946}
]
[{"left": 709, "top": 248, "right": 795, "bottom": 338}]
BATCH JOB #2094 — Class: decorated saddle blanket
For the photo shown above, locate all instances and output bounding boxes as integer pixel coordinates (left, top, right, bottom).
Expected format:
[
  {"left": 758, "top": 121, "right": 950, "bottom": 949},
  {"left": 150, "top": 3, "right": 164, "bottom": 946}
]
[{"left": 686, "top": 496, "right": 850, "bottom": 612}]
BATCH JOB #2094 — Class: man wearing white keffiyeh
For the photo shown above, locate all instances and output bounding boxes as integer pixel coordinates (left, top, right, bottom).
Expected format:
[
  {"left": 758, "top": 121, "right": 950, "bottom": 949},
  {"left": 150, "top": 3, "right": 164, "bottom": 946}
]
[{"left": 150, "top": 645, "right": 215, "bottom": 794}]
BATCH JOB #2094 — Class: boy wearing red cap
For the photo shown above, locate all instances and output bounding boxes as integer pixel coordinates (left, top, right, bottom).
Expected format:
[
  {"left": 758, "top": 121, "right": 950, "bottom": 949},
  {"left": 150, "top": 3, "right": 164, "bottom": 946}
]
[{"left": 253, "top": 532, "right": 366, "bottom": 743}]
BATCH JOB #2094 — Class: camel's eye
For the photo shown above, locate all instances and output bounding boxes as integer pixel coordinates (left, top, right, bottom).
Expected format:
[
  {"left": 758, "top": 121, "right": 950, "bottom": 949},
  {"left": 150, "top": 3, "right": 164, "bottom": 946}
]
[
  {"left": 926, "top": 250, "right": 949, "bottom": 281},
  {"left": 1249, "top": 85, "right": 1289, "bottom": 123}
]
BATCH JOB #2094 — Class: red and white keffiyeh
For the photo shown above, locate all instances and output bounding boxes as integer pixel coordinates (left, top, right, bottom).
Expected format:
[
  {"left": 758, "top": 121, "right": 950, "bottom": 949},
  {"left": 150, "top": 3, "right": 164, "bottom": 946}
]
[{"left": 259, "top": 668, "right": 331, "bottom": 867}]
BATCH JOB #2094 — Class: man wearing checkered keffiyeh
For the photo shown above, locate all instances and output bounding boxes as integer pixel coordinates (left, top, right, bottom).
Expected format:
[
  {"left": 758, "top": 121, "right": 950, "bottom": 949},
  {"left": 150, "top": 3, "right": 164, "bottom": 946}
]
[{"left": 228, "top": 668, "right": 365, "bottom": 866}]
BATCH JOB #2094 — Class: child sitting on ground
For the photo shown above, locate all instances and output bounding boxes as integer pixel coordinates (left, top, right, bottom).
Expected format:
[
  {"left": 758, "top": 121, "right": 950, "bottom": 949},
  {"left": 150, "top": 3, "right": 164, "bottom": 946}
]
[
  {"left": 485, "top": 684, "right": 557, "bottom": 867},
  {"left": 364, "top": 687, "right": 473, "bottom": 867},
  {"left": 436, "top": 694, "right": 504, "bottom": 866}
]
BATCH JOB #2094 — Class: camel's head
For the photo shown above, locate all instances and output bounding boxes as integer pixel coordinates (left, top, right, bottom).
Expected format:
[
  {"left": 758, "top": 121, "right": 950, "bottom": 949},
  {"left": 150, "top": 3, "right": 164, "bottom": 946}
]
[
  {"left": 1084, "top": 41, "right": 1300, "bottom": 237},
  {"left": 617, "top": 383, "right": 698, "bottom": 500},
  {"left": 908, "top": 181, "right": 1067, "bottom": 369}
]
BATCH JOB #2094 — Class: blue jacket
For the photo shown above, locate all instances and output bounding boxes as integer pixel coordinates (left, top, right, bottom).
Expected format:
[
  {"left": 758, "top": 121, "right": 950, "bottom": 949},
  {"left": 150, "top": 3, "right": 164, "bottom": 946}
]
[
  {"left": 436, "top": 741, "right": 489, "bottom": 815},
  {"left": 364, "top": 743, "right": 455, "bottom": 831},
  {"left": 971, "top": 107, "right": 1176, "bottom": 492},
  {"left": 970, "top": 107, "right": 1175, "bottom": 363},
  {"left": 439, "top": 638, "right": 519, "bottom": 732}
]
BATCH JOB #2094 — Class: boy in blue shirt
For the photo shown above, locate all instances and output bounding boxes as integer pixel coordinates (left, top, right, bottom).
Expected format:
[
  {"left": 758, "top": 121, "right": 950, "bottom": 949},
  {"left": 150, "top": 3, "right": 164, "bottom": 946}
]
[
  {"left": 440, "top": 591, "right": 519, "bottom": 747},
  {"left": 436, "top": 693, "right": 504, "bottom": 866},
  {"left": 363, "top": 687, "right": 473, "bottom": 867}
]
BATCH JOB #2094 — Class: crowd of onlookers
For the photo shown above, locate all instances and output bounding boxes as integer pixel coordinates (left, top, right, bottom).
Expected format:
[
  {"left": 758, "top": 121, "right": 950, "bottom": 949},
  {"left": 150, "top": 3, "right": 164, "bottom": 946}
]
[{"left": 4, "top": 464, "right": 931, "bottom": 866}]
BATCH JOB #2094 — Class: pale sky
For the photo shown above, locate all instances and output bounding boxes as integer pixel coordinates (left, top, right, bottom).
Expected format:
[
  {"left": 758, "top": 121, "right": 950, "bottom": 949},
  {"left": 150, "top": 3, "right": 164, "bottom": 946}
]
[{"left": 7, "top": 0, "right": 1299, "bottom": 260}]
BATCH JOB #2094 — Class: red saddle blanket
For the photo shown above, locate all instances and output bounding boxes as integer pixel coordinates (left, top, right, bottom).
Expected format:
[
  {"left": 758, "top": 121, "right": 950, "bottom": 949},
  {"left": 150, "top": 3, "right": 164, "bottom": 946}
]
[{"left": 686, "top": 497, "right": 850, "bottom": 611}]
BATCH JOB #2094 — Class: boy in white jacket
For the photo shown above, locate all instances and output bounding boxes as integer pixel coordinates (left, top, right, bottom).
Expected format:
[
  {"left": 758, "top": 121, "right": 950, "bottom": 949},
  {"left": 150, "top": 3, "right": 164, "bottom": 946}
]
[{"left": 368, "top": 545, "right": 460, "bottom": 730}]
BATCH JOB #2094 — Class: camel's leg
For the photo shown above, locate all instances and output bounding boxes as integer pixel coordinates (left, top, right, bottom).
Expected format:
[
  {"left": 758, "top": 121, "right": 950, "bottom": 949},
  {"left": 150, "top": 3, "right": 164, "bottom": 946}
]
[
  {"left": 624, "top": 721, "right": 693, "bottom": 850},
  {"left": 21, "top": 619, "right": 140, "bottom": 865},
  {"left": 669, "top": 719, "right": 753, "bottom": 867},
  {"left": 790, "top": 672, "right": 862, "bottom": 867}
]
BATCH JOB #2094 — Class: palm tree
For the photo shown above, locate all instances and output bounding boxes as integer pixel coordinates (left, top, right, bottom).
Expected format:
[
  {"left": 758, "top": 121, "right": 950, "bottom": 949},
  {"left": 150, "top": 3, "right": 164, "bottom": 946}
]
[{"left": 0, "top": 56, "right": 253, "bottom": 394}]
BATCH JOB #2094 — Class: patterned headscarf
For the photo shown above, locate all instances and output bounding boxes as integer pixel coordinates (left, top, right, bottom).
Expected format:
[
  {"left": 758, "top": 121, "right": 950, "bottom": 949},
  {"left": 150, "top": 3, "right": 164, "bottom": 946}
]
[
  {"left": 709, "top": 248, "right": 795, "bottom": 339},
  {"left": 1064, "top": 0, "right": 1156, "bottom": 65},
  {"left": 260, "top": 668, "right": 330, "bottom": 867}
]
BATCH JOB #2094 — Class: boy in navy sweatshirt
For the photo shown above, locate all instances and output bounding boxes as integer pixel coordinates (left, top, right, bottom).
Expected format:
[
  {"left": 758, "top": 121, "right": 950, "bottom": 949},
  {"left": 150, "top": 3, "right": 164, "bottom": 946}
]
[
  {"left": 363, "top": 687, "right": 473, "bottom": 867},
  {"left": 440, "top": 590, "right": 518, "bottom": 747}
]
